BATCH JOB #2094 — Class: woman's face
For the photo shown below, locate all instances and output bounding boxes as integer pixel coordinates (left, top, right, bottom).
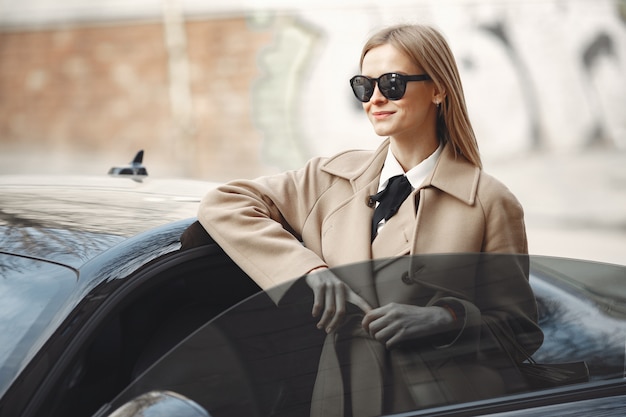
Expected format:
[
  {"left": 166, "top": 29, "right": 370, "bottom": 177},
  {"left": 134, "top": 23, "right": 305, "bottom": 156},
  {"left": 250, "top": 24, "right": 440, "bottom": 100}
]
[{"left": 360, "top": 43, "right": 438, "bottom": 143}]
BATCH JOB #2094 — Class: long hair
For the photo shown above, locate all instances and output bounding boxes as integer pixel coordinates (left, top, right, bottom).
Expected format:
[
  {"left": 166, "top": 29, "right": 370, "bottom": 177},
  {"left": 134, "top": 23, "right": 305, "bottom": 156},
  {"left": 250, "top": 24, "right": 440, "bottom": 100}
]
[{"left": 360, "top": 24, "right": 482, "bottom": 169}]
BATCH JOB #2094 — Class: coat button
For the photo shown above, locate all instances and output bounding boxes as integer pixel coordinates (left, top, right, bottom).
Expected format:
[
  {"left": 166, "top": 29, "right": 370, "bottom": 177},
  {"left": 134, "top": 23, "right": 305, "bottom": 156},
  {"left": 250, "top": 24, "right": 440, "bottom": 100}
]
[{"left": 401, "top": 271, "right": 414, "bottom": 285}]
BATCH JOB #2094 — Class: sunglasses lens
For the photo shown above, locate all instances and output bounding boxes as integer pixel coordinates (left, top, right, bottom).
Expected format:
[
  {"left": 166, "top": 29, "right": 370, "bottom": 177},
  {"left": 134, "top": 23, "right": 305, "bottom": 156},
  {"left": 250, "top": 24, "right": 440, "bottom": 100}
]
[
  {"left": 350, "top": 76, "right": 374, "bottom": 102},
  {"left": 350, "top": 74, "right": 411, "bottom": 102},
  {"left": 378, "top": 74, "right": 405, "bottom": 100}
]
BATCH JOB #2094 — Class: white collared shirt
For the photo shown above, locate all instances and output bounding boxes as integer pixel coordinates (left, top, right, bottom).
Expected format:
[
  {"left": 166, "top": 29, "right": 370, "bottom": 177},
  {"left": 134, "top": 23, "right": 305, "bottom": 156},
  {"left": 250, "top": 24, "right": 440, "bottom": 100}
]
[
  {"left": 373, "top": 142, "right": 443, "bottom": 233},
  {"left": 377, "top": 142, "right": 443, "bottom": 192}
]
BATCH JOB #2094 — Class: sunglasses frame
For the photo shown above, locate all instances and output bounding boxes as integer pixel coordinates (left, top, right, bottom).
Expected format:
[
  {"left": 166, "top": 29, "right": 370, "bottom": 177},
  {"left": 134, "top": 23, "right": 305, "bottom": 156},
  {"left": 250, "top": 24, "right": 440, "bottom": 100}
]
[{"left": 349, "top": 72, "right": 431, "bottom": 102}]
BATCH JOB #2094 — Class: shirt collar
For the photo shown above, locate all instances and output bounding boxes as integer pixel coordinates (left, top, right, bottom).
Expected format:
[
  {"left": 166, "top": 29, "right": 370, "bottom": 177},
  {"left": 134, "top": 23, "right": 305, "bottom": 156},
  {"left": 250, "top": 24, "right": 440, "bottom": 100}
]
[{"left": 378, "top": 142, "right": 444, "bottom": 192}]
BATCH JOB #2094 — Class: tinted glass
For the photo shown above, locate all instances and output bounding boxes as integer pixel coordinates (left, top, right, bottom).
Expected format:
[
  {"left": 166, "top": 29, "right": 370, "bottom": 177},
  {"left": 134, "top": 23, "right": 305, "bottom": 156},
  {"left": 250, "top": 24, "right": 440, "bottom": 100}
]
[
  {"left": 0, "top": 254, "right": 76, "bottom": 397},
  {"left": 107, "top": 254, "right": 626, "bottom": 416}
]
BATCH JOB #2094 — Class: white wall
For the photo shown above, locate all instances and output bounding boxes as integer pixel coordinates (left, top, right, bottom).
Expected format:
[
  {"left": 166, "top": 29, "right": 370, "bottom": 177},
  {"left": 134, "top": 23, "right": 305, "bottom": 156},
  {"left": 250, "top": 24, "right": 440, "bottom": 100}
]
[{"left": 249, "top": 1, "right": 626, "bottom": 169}]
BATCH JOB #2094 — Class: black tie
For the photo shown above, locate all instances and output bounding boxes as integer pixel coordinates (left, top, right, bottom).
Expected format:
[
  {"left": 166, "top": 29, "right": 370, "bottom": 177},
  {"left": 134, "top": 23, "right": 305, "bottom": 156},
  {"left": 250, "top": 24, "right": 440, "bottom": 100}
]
[{"left": 370, "top": 174, "right": 413, "bottom": 241}]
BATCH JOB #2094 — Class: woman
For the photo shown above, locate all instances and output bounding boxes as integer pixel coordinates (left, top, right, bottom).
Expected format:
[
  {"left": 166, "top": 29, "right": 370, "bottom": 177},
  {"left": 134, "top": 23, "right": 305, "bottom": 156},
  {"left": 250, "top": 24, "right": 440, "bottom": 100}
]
[{"left": 198, "top": 24, "right": 542, "bottom": 416}]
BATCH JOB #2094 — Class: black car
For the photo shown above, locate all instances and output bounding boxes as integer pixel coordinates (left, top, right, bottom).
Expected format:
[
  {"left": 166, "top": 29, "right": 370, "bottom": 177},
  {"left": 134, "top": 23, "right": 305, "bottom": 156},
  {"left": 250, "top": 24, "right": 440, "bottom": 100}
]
[{"left": 1, "top": 174, "right": 625, "bottom": 417}]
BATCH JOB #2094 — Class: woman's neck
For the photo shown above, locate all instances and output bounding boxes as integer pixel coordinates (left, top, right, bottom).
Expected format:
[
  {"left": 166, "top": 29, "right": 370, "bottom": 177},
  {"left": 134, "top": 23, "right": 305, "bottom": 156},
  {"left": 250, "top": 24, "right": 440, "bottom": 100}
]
[{"left": 389, "top": 135, "right": 440, "bottom": 172}]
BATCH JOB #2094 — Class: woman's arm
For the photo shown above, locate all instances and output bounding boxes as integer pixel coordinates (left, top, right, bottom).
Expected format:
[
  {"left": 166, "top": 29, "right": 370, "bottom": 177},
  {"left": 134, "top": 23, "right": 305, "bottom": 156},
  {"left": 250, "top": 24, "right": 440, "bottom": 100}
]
[
  {"left": 197, "top": 158, "right": 371, "bottom": 324},
  {"left": 198, "top": 160, "right": 330, "bottom": 295}
]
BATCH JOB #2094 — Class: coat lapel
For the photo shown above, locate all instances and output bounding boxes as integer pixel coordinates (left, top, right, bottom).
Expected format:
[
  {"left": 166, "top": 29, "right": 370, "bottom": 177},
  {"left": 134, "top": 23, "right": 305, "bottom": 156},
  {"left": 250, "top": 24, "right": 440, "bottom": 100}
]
[
  {"left": 370, "top": 143, "right": 479, "bottom": 259},
  {"left": 317, "top": 178, "right": 380, "bottom": 307},
  {"left": 319, "top": 139, "right": 389, "bottom": 265},
  {"left": 420, "top": 144, "right": 480, "bottom": 205},
  {"left": 318, "top": 139, "right": 388, "bottom": 307},
  {"left": 320, "top": 179, "right": 378, "bottom": 261},
  {"left": 409, "top": 144, "right": 480, "bottom": 255}
]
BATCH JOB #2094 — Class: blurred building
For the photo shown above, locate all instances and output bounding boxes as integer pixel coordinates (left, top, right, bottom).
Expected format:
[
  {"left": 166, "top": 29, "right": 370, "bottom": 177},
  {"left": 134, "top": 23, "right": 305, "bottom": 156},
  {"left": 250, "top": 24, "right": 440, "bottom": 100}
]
[
  {"left": 1, "top": 0, "right": 625, "bottom": 180},
  {"left": 0, "top": 0, "right": 279, "bottom": 179}
]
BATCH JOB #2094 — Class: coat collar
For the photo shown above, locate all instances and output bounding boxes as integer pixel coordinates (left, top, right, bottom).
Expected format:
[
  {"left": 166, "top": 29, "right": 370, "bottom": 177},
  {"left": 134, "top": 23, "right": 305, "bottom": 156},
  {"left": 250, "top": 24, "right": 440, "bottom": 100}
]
[
  {"left": 320, "top": 138, "right": 389, "bottom": 191},
  {"left": 422, "top": 143, "right": 480, "bottom": 206},
  {"left": 320, "top": 138, "right": 480, "bottom": 206}
]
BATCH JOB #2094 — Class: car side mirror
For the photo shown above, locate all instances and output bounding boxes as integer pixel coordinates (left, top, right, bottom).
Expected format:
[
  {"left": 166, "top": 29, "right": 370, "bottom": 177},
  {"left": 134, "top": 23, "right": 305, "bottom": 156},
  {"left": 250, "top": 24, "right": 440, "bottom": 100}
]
[
  {"left": 105, "top": 391, "right": 210, "bottom": 417},
  {"left": 108, "top": 150, "right": 148, "bottom": 182}
]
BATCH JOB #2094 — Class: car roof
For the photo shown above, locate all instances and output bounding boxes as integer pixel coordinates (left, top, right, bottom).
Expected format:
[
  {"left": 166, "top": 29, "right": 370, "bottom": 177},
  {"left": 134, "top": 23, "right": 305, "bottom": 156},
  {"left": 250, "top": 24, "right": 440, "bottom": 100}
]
[{"left": 0, "top": 175, "right": 216, "bottom": 268}]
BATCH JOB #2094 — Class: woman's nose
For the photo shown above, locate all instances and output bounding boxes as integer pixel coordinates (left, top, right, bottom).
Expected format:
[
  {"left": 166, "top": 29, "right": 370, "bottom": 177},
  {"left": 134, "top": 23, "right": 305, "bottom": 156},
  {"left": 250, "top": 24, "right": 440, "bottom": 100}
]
[{"left": 369, "top": 83, "right": 387, "bottom": 103}]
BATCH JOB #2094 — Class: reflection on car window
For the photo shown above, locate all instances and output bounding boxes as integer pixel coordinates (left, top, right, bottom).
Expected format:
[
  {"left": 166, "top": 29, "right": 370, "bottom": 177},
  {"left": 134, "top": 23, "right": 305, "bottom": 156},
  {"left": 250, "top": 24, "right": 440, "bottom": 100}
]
[
  {"left": 107, "top": 254, "right": 626, "bottom": 417},
  {"left": 530, "top": 258, "right": 626, "bottom": 381},
  {"left": 0, "top": 254, "right": 76, "bottom": 397}
]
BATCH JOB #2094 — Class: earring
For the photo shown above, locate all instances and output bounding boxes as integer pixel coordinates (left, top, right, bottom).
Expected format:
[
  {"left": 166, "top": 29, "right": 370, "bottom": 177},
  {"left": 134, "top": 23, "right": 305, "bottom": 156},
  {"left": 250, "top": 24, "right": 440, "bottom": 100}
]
[{"left": 434, "top": 99, "right": 441, "bottom": 108}]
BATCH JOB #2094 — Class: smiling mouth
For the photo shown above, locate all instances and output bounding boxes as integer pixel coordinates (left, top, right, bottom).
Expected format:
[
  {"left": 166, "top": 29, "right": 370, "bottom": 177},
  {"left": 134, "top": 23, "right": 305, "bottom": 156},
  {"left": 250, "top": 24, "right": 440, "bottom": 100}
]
[{"left": 372, "top": 111, "right": 394, "bottom": 119}]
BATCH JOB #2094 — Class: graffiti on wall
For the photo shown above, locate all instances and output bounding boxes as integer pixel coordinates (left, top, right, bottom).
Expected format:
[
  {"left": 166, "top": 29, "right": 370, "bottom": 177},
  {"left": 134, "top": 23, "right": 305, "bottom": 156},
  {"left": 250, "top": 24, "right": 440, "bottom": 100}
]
[{"left": 253, "top": 1, "right": 626, "bottom": 170}]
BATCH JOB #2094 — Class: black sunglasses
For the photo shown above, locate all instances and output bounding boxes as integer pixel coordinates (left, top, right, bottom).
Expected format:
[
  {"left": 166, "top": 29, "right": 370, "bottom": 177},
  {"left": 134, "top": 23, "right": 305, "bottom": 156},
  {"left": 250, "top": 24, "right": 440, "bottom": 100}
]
[{"left": 349, "top": 72, "right": 431, "bottom": 102}]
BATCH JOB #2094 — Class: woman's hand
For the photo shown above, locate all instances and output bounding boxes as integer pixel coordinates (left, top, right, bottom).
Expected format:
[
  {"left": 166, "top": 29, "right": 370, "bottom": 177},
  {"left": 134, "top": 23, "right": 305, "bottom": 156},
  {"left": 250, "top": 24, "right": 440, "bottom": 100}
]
[
  {"left": 305, "top": 267, "right": 372, "bottom": 333},
  {"left": 362, "top": 303, "right": 455, "bottom": 348}
]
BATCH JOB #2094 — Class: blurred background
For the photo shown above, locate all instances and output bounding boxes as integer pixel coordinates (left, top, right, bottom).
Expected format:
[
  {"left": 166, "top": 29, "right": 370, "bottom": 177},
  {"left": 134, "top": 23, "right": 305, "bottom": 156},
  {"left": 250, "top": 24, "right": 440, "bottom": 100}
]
[{"left": 1, "top": 0, "right": 625, "bottom": 264}]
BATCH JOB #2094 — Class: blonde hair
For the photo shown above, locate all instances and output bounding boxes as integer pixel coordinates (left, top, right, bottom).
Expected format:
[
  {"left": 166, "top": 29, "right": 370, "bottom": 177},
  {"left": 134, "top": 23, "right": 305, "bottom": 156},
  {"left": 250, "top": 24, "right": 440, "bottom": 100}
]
[{"left": 360, "top": 24, "right": 482, "bottom": 168}]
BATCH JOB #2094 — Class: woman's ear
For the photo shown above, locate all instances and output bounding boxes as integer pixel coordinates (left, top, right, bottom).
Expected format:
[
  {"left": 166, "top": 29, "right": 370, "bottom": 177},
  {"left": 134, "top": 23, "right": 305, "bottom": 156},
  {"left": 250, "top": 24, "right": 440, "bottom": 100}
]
[
  {"left": 431, "top": 82, "right": 446, "bottom": 106},
  {"left": 432, "top": 87, "right": 446, "bottom": 106}
]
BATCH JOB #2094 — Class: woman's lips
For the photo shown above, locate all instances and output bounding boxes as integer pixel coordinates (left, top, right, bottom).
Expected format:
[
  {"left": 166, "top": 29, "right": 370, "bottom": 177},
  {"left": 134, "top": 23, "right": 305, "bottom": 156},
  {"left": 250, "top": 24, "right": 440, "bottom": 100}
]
[{"left": 372, "top": 111, "right": 394, "bottom": 120}]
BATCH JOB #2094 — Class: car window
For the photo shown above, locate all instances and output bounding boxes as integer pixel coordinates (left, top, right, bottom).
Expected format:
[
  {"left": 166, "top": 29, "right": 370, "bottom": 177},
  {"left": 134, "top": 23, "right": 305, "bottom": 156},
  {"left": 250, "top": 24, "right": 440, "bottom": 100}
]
[
  {"left": 102, "top": 254, "right": 626, "bottom": 417},
  {"left": 11, "top": 243, "right": 262, "bottom": 417},
  {"left": 0, "top": 253, "right": 77, "bottom": 397},
  {"left": 529, "top": 257, "right": 626, "bottom": 381}
]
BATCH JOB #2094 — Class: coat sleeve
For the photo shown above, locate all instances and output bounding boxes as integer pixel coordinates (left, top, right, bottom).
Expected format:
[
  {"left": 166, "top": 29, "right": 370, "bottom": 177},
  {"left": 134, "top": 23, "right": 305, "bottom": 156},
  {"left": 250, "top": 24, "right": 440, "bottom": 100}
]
[
  {"left": 478, "top": 176, "right": 543, "bottom": 360},
  {"left": 429, "top": 176, "right": 543, "bottom": 363},
  {"left": 479, "top": 174, "right": 529, "bottom": 254},
  {"left": 197, "top": 158, "right": 331, "bottom": 301}
]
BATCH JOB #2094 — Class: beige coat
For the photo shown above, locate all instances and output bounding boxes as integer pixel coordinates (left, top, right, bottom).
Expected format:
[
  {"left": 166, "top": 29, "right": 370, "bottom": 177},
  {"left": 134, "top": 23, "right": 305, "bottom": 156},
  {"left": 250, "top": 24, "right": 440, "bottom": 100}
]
[{"left": 198, "top": 138, "right": 542, "bottom": 416}]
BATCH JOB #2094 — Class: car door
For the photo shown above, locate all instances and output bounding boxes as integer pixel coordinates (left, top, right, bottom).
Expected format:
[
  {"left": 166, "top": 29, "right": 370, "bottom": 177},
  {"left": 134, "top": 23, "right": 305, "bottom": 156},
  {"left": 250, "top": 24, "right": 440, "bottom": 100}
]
[
  {"left": 96, "top": 254, "right": 626, "bottom": 417},
  {"left": 1, "top": 231, "right": 262, "bottom": 417}
]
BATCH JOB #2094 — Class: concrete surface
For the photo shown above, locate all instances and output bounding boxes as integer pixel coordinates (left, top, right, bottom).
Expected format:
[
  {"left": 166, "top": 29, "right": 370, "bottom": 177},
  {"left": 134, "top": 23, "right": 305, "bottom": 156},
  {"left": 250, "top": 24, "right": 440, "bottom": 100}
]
[{"left": 487, "top": 149, "right": 626, "bottom": 266}]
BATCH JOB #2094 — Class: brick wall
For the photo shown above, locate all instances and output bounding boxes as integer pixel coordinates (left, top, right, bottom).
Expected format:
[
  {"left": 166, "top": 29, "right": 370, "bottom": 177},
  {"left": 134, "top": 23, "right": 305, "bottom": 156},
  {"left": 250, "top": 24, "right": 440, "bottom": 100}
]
[{"left": 0, "top": 17, "right": 273, "bottom": 180}]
